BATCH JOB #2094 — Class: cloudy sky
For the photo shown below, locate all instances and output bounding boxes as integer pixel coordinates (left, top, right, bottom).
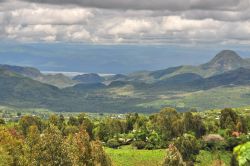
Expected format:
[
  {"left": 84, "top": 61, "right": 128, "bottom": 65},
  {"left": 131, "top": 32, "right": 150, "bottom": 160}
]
[
  {"left": 0, "top": 0, "right": 250, "bottom": 44},
  {"left": 0, "top": 0, "right": 250, "bottom": 73}
]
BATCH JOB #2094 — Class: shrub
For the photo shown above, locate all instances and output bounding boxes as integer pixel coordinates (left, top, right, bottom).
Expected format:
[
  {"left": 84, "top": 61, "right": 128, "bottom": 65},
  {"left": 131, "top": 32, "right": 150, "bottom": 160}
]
[
  {"left": 232, "top": 142, "right": 250, "bottom": 166},
  {"left": 203, "top": 134, "right": 225, "bottom": 150},
  {"left": 162, "top": 144, "right": 186, "bottom": 166},
  {"left": 132, "top": 140, "right": 146, "bottom": 149},
  {"left": 106, "top": 139, "right": 121, "bottom": 149},
  {"left": 174, "top": 134, "right": 201, "bottom": 162},
  {"left": 0, "top": 118, "right": 5, "bottom": 125},
  {"left": 225, "top": 134, "right": 250, "bottom": 151}
]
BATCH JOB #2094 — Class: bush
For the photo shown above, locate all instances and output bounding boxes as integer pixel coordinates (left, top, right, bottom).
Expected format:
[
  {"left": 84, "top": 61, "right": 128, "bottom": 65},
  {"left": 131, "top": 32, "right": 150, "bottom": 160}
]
[
  {"left": 0, "top": 118, "right": 5, "bottom": 125},
  {"left": 163, "top": 144, "right": 186, "bottom": 166},
  {"left": 203, "top": 134, "right": 225, "bottom": 150},
  {"left": 232, "top": 142, "right": 250, "bottom": 166},
  {"left": 106, "top": 139, "right": 121, "bottom": 149},
  {"left": 145, "top": 143, "right": 155, "bottom": 150},
  {"left": 174, "top": 134, "right": 201, "bottom": 162},
  {"left": 225, "top": 134, "right": 250, "bottom": 151},
  {"left": 132, "top": 140, "right": 146, "bottom": 149}
]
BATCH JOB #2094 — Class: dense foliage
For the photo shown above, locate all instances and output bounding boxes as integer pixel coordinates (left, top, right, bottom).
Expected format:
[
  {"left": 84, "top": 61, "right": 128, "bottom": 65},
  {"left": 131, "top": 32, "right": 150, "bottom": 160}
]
[
  {"left": 0, "top": 114, "right": 111, "bottom": 166},
  {"left": 0, "top": 107, "right": 250, "bottom": 165}
]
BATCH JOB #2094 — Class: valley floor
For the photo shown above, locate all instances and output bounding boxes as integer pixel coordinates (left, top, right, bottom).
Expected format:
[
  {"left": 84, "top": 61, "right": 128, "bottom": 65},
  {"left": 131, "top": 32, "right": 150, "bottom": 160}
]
[
  {"left": 106, "top": 146, "right": 232, "bottom": 166},
  {"left": 105, "top": 146, "right": 165, "bottom": 166}
]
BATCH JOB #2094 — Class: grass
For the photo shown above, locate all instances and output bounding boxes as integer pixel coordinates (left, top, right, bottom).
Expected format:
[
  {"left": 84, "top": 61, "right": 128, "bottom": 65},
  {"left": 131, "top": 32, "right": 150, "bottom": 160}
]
[
  {"left": 105, "top": 146, "right": 232, "bottom": 166},
  {"left": 105, "top": 146, "right": 165, "bottom": 166},
  {"left": 136, "top": 85, "right": 250, "bottom": 111},
  {"left": 195, "top": 150, "right": 232, "bottom": 166}
]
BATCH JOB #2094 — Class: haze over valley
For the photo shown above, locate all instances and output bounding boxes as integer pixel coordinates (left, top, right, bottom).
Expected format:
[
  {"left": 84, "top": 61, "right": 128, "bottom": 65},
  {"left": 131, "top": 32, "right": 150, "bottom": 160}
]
[{"left": 1, "top": 50, "right": 250, "bottom": 113}]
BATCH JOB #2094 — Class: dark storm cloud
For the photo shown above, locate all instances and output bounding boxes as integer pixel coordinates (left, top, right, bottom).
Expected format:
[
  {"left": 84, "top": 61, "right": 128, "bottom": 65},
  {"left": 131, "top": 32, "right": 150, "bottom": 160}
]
[{"left": 17, "top": 0, "right": 247, "bottom": 11}]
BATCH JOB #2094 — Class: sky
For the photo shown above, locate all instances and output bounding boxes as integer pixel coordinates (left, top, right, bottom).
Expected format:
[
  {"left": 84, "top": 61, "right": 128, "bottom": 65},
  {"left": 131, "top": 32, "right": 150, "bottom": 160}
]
[{"left": 0, "top": 0, "right": 250, "bottom": 73}]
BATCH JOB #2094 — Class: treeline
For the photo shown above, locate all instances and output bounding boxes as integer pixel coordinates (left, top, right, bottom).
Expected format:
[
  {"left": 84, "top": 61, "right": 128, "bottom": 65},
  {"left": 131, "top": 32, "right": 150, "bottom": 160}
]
[
  {"left": 0, "top": 108, "right": 250, "bottom": 166},
  {"left": 0, "top": 114, "right": 111, "bottom": 166}
]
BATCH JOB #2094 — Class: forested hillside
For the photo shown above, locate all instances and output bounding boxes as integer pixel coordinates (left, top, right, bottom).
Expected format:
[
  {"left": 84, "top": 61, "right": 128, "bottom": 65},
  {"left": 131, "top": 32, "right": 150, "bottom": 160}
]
[{"left": 2, "top": 50, "right": 250, "bottom": 113}]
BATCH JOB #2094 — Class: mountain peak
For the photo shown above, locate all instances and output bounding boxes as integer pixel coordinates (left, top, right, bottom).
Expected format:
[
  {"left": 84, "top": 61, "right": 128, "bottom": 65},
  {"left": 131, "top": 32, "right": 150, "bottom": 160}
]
[
  {"left": 212, "top": 50, "right": 242, "bottom": 61},
  {"left": 201, "top": 50, "right": 245, "bottom": 72}
]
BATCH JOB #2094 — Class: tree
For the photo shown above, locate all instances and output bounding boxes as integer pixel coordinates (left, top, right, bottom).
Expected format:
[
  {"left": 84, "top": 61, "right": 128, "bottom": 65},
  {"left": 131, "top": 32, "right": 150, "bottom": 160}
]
[
  {"left": 19, "top": 115, "right": 43, "bottom": 136},
  {"left": 151, "top": 107, "right": 180, "bottom": 140},
  {"left": 38, "top": 125, "right": 70, "bottom": 166},
  {"left": 220, "top": 108, "right": 248, "bottom": 134},
  {"left": 125, "top": 113, "right": 139, "bottom": 132},
  {"left": 94, "top": 122, "right": 109, "bottom": 142},
  {"left": 22, "top": 125, "right": 41, "bottom": 165},
  {"left": 236, "top": 117, "right": 248, "bottom": 134},
  {"left": 192, "top": 115, "right": 206, "bottom": 138},
  {"left": 0, "top": 127, "right": 23, "bottom": 165},
  {"left": 80, "top": 118, "right": 94, "bottom": 139},
  {"left": 0, "top": 118, "right": 5, "bottom": 125},
  {"left": 173, "top": 134, "right": 201, "bottom": 162},
  {"left": 220, "top": 108, "right": 238, "bottom": 130},
  {"left": 162, "top": 144, "right": 186, "bottom": 166},
  {"left": 91, "top": 141, "right": 112, "bottom": 166},
  {"left": 64, "top": 129, "right": 93, "bottom": 166},
  {"left": 77, "top": 113, "right": 87, "bottom": 125},
  {"left": 68, "top": 116, "right": 79, "bottom": 126},
  {"left": 183, "top": 112, "right": 193, "bottom": 132},
  {"left": 183, "top": 112, "right": 206, "bottom": 138},
  {"left": 48, "top": 114, "right": 66, "bottom": 131},
  {"left": 48, "top": 114, "right": 59, "bottom": 126}
]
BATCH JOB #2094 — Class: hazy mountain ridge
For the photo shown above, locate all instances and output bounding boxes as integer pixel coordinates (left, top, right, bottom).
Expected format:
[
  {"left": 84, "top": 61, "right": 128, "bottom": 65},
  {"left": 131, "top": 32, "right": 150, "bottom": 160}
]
[
  {"left": 126, "top": 50, "right": 250, "bottom": 82},
  {"left": 73, "top": 73, "right": 105, "bottom": 84},
  {"left": 0, "top": 64, "right": 77, "bottom": 88},
  {"left": 2, "top": 50, "right": 250, "bottom": 112}
]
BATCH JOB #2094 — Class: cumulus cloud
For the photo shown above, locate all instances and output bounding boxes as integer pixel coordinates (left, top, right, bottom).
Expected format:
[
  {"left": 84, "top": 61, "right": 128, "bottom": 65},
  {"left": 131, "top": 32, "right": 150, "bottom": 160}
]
[
  {"left": 9, "top": 7, "right": 93, "bottom": 25},
  {"left": 0, "top": 0, "right": 250, "bottom": 44},
  {"left": 108, "top": 19, "right": 153, "bottom": 35}
]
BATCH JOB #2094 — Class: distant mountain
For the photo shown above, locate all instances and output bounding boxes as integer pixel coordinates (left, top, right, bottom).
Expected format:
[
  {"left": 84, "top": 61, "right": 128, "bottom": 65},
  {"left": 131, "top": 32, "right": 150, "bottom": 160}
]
[
  {"left": 200, "top": 50, "right": 248, "bottom": 76},
  {"left": 0, "top": 68, "right": 63, "bottom": 108},
  {"left": 107, "top": 74, "right": 128, "bottom": 82},
  {"left": 155, "top": 73, "right": 204, "bottom": 89},
  {"left": 150, "top": 67, "right": 250, "bottom": 91},
  {"left": 0, "top": 64, "right": 42, "bottom": 78},
  {"left": 127, "top": 50, "right": 250, "bottom": 82},
  {"left": 149, "top": 66, "right": 183, "bottom": 79},
  {"left": 2, "top": 50, "right": 250, "bottom": 113},
  {"left": 73, "top": 73, "right": 105, "bottom": 84},
  {"left": 68, "top": 83, "right": 107, "bottom": 91},
  {"left": 0, "top": 64, "right": 76, "bottom": 88},
  {"left": 204, "top": 67, "right": 250, "bottom": 88},
  {"left": 36, "top": 73, "right": 77, "bottom": 88}
]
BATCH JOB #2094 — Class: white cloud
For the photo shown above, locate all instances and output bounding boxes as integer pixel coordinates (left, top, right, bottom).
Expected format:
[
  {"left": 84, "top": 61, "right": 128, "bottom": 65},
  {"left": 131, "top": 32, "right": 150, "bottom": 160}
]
[
  {"left": 108, "top": 19, "right": 152, "bottom": 35},
  {"left": 162, "top": 16, "right": 220, "bottom": 32},
  {"left": 7, "top": 6, "right": 93, "bottom": 25},
  {"left": 0, "top": 0, "right": 250, "bottom": 45}
]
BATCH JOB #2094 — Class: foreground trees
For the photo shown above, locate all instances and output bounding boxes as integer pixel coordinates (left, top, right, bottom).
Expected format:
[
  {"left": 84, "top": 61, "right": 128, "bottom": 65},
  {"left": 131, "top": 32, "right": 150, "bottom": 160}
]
[
  {"left": 0, "top": 106, "right": 250, "bottom": 166},
  {"left": 0, "top": 123, "right": 111, "bottom": 166}
]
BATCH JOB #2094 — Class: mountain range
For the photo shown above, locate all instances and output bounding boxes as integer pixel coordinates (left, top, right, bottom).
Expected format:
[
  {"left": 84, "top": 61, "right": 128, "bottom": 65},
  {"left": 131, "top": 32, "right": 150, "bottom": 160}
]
[{"left": 1, "top": 50, "right": 250, "bottom": 113}]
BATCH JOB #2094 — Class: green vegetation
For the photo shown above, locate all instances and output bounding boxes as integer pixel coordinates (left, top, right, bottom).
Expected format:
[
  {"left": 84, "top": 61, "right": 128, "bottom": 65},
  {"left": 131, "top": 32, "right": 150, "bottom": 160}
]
[
  {"left": 105, "top": 146, "right": 165, "bottom": 166},
  {"left": 3, "top": 50, "right": 250, "bottom": 113},
  {"left": 233, "top": 142, "right": 250, "bottom": 166},
  {"left": 1, "top": 106, "right": 250, "bottom": 165},
  {"left": 195, "top": 150, "right": 232, "bottom": 166}
]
